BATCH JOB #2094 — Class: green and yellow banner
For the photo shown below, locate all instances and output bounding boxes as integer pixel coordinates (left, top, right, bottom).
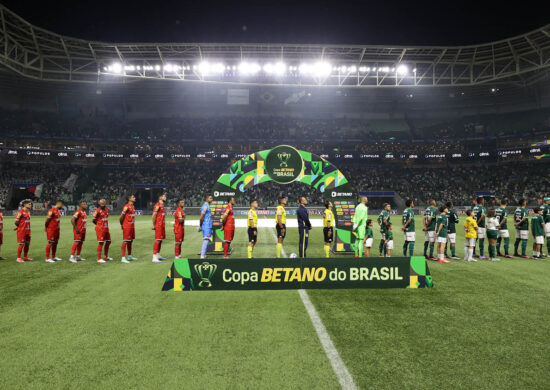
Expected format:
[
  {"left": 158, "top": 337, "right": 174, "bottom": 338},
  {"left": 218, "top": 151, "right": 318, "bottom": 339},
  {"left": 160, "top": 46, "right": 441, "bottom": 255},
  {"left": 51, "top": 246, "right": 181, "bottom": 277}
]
[{"left": 162, "top": 257, "right": 433, "bottom": 291}]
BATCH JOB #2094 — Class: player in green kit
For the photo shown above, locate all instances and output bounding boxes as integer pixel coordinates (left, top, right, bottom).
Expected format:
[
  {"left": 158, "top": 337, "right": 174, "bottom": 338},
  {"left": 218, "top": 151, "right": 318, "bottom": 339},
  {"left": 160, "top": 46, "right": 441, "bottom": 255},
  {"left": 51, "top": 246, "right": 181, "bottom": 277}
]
[
  {"left": 531, "top": 207, "right": 546, "bottom": 259},
  {"left": 542, "top": 196, "right": 550, "bottom": 256},
  {"left": 353, "top": 196, "right": 368, "bottom": 257},
  {"left": 435, "top": 205, "right": 451, "bottom": 263},
  {"left": 378, "top": 203, "right": 391, "bottom": 256},
  {"left": 445, "top": 201, "right": 460, "bottom": 259},
  {"left": 495, "top": 199, "right": 512, "bottom": 258},
  {"left": 513, "top": 198, "right": 529, "bottom": 258},
  {"left": 423, "top": 200, "right": 437, "bottom": 260},
  {"left": 401, "top": 199, "right": 415, "bottom": 256},
  {"left": 472, "top": 196, "right": 487, "bottom": 259}
]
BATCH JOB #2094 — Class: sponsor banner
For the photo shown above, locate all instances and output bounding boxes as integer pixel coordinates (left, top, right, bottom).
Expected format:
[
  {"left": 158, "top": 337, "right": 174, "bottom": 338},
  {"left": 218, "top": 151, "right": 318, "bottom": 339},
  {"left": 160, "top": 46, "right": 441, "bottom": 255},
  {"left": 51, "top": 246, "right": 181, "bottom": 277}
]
[{"left": 162, "top": 256, "right": 433, "bottom": 291}]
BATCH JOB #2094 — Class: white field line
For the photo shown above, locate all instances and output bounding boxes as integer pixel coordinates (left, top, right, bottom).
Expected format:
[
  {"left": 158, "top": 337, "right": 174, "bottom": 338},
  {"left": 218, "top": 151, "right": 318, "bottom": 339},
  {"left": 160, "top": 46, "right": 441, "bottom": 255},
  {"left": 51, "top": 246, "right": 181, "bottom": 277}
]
[{"left": 264, "top": 218, "right": 357, "bottom": 390}]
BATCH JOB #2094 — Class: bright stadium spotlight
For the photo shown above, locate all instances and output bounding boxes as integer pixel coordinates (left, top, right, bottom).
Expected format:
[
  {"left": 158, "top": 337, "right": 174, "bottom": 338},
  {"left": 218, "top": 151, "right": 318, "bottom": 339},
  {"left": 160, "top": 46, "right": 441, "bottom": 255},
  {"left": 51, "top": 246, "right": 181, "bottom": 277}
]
[
  {"left": 108, "top": 62, "right": 122, "bottom": 74},
  {"left": 348, "top": 65, "right": 357, "bottom": 73},
  {"left": 163, "top": 64, "right": 173, "bottom": 72},
  {"left": 263, "top": 62, "right": 286, "bottom": 75},
  {"left": 397, "top": 64, "right": 408, "bottom": 75},
  {"left": 238, "top": 62, "right": 261, "bottom": 75},
  {"left": 198, "top": 61, "right": 225, "bottom": 75}
]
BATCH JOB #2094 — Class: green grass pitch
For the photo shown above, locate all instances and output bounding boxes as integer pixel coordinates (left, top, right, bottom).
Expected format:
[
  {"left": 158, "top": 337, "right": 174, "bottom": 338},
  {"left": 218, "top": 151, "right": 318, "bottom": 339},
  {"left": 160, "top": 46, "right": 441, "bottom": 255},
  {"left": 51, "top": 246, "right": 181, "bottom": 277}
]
[{"left": 0, "top": 215, "right": 548, "bottom": 389}]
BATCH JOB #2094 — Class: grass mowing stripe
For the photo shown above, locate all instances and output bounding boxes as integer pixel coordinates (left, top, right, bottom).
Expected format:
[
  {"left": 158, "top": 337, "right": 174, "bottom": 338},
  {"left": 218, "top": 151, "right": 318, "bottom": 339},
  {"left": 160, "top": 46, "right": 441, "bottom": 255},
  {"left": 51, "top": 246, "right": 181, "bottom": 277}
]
[{"left": 265, "top": 216, "right": 357, "bottom": 390}]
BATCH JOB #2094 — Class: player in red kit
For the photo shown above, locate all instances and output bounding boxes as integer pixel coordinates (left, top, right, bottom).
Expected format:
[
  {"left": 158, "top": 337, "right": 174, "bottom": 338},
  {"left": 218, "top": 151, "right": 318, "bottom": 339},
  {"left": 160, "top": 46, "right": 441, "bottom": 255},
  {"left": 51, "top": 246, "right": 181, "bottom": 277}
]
[
  {"left": 93, "top": 198, "right": 112, "bottom": 263},
  {"left": 45, "top": 200, "right": 64, "bottom": 263},
  {"left": 15, "top": 199, "right": 32, "bottom": 263},
  {"left": 120, "top": 194, "right": 137, "bottom": 263},
  {"left": 221, "top": 196, "right": 236, "bottom": 258},
  {"left": 174, "top": 199, "right": 186, "bottom": 259},
  {"left": 0, "top": 209, "right": 5, "bottom": 260},
  {"left": 152, "top": 193, "right": 167, "bottom": 263},
  {"left": 70, "top": 200, "right": 87, "bottom": 263}
]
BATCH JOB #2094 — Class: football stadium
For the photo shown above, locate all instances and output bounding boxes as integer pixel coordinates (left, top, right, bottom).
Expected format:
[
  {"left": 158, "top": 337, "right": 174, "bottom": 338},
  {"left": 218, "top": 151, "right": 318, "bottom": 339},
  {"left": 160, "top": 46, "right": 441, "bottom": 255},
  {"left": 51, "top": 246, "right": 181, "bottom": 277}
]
[{"left": 0, "top": 2, "right": 549, "bottom": 389}]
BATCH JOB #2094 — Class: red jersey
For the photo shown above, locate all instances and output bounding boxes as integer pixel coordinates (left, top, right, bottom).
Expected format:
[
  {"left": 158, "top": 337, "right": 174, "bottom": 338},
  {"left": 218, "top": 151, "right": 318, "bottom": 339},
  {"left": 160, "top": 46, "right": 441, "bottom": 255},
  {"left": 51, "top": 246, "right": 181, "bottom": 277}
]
[
  {"left": 73, "top": 209, "right": 87, "bottom": 233},
  {"left": 93, "top": 207, "right": 110, "bottom": 231},
  {"left": 153, "top": 202, "right": 165, "bottom": 228},
  {"left": 174, "top": 207, "right": 185, "bottom": 232},
  {"left": 121, "top": 203, "right": 135, "bottom": 229},
  {"left": 46, "top": 207, "right": 61, "bottom": 232},
  {"left": 223, "top": 204, "right": 235, "bottom": 229},
  {"left": 16, "top": 209, "right": 31, "bottom": 235},
  {"left": 0, "top": 212, "right": 3, "bottom": 230}
]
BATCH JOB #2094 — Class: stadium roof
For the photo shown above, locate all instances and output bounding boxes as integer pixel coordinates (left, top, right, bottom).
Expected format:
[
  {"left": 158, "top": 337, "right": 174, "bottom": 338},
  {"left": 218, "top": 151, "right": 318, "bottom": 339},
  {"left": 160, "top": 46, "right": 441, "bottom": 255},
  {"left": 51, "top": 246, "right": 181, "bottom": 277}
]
[{"left": 1, "top": 3, "right": 550, "bottom": 87}]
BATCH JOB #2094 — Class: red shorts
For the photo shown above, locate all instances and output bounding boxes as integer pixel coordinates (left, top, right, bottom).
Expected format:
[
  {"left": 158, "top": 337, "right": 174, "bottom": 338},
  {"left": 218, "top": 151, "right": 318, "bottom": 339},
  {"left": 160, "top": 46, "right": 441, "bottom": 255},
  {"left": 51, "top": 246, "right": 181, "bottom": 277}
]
[
  {"left": 174, "top": 229, "right": 184, "bottom": 243},
  {"left": 0, "top": 231, "right": 3, "bottom": 244},
  {"left": 73, "top": 231, "right": 86, "bottom": 242},
  {"left": 17, "top": 232, "right": 31, "bottom": 244},
  {"left": 122, "top": 226, "right": 135, "bottom": 241},
  {"left": 155, "top": 225, "right": 166, "bottom": 240},
  {"left": 224, "top": 228, "right": 235, "bottom": 242},
  {"left": 46, "top": 229, "right": 60, "bottom": 242},
  {"left": 96, "top": 229, "right": 111, "bottom": 242}
]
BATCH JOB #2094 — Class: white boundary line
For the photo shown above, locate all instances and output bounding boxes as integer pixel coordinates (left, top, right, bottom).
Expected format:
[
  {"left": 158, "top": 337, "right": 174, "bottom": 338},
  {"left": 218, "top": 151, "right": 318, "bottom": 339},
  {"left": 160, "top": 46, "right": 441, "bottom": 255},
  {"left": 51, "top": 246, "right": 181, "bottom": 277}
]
[{"left": 265, "top": 221, "right": 357, "bottom": 390}]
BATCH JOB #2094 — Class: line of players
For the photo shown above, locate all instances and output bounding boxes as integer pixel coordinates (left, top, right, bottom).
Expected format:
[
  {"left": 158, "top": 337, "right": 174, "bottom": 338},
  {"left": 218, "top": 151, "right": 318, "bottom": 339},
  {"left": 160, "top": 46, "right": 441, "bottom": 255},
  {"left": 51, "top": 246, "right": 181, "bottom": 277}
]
[{"left": 351, "top": 196, "right": 550, "bottom": 262}]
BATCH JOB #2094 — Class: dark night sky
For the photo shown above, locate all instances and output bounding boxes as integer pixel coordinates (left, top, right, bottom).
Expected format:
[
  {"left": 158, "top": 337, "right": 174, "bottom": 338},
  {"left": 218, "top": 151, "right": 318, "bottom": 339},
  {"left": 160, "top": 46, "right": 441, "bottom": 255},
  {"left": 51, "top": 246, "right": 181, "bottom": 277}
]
[{"left": 2, "top": 0, "right": 549, "bottom": 46}]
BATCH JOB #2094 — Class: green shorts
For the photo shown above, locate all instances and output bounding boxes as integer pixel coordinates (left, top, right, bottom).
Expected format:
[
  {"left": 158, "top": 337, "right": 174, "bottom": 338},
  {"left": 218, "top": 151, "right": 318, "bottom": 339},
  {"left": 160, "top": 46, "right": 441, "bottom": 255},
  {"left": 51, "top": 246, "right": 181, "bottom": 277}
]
[{"left": 487, "top": 229, "right": 498, "bottom": 239}]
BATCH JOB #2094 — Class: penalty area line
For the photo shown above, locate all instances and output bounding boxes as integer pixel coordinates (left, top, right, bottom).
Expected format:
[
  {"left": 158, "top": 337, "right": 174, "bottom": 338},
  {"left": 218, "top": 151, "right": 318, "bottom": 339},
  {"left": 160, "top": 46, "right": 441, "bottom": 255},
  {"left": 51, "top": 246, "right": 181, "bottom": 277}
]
[{"left": 265, "top": 220, "right": 357, "bottom": 390}]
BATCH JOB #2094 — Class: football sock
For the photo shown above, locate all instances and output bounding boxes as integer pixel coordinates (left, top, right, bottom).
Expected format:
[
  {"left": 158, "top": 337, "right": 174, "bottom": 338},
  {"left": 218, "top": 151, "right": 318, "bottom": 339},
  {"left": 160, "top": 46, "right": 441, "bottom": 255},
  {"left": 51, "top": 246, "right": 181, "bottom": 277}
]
[
  {"left": 200, "top": 240, "right": 208, "bottom": 257},
  {"left": 451, "top": 246, "right": 456, "bottom": 257},
  {"left": 127, "top": 241, "right": 132, "bottom": 255},
  {"left": 496, "top": 237, "right": 502, "bottom": 253},
  {"left": 121, "top": 242, "right": 126, "bottom": 257},
  {"left": 52, "top": 243, "right": 57, "bottom": 257},
  {"left": 24, "top": 242, "right": 29, "bottom": 257},
  {"left": 175, "top": 244, "right": 181, "bottom": 257},
  {"left": 468, "top": 248, "right": 474, "bottom": 260},
  {"left": 358, "top": 243, "right": 363, "bottom": 257},
  {"left": 408, "top": 242, "right": 414, "bottom": 256},
  {"left": 478, "top": 238, "right": 485, "bottom": 256},
  {"left": 514, "top": 238, "right": 520, "bottom": 254},
  {"left": 46, "top": 244, "right": 51, "bottom": 259},
  {"left": 223, "top": 242, "right": 230, "bottom": 257},
  {"left": 247, "top": 246, "right": 253, "bottom": 258},
  {"left": 17, "top": 244, "right": 23, "bottom": 258},
  {"left": 521, "top": 240, "right": 527, "bottom": 256},
  {"left": 324, "top": 245, "right": 330, "bottom": 258},
  {"left": 423, "top": 241, "right": 429, "bottom": 256},
  {"left": 104, "top": 241, "right": 110, "bottom": 257},
  {"left": 488, "top": 245, "right": 494, "bottom": 258},
  {"left": 547, "top": 238, "right": 550, "bottom": 254},
  {"left": 76, "top": 242, "right": 82, "bottom": 256},
  {"left": 97, "top": 243, "right": 103, "bottom": 260},
  {"left": 276, "top": 243, "right": 282, "bottom": 258},
  {"left": 71, "top": 242, "right": 78, "bottom": 255},
  {"left": 444, "top": 243, "right": 448, "bottom": 257},
  {"left": 464, "top": 246, "right": 468, "bottom": 260},
  {"left": 429, "top": 243, "right": 434, "bottom": 258},
  {"left": 403, "top": 241, "right": 408, "bottom": 256},
  {"left": 504, "top": 238, "right": 510, "bottom": 255},
  {"left": 379, "top": 241, "right": 384, "bottom": 256}
]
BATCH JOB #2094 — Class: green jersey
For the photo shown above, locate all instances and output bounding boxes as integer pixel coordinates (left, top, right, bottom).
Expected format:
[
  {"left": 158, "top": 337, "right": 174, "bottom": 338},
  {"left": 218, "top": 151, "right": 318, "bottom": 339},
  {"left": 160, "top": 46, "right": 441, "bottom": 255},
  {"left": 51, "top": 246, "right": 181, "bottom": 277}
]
[
  {"left": 435, "top": 213, "right": 448, "bottom": 238},
  {"left": 424, "top": 206, "right": 437, "bottom": 231},
  {"left": 495, "top": 207, "right": 509, "bottom": 230},
  {"left": 473, "top": 204, "right": 487, "bottom": 228},
  {"left": 542, "top": 204, "right": 550, "bottom": 223},
  {"left": 378, "top": 210, "right": 390, "bottom": 233},
  {"left": 531, "top": 214, "right": 545, "bottom": 237},
  {"left": 386, "top": 230, "right": 394, "bottom": 241},
  {"left": 402, "top": 208, "right": 415, "bottom": 232},
  {"left": 447, "top": 208, "right": 458, "bottom": 234},
  {"left": 353, "top": 203, "right": 368, "bottom": 228},
  {"left": 514, "top": 207, "right": 529, "bottom": 230},
  {"left": 366, "top": 227, "right": 373, "bottom": 239}
]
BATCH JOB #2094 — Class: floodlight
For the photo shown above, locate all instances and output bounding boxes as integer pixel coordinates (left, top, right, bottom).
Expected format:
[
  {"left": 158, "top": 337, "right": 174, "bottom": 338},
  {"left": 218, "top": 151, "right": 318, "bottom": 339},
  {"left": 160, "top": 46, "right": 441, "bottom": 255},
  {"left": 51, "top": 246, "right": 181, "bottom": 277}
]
[{"left": 397, "top": 64, "right": 408, "bottom": 75}]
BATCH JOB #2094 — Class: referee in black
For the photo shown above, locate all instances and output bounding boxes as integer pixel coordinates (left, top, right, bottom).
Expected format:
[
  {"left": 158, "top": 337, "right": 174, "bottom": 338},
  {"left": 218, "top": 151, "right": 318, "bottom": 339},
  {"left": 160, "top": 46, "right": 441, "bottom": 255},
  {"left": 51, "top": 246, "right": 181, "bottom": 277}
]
[{"left": 297, "top": 196, "right": 312, "bottom": 258}]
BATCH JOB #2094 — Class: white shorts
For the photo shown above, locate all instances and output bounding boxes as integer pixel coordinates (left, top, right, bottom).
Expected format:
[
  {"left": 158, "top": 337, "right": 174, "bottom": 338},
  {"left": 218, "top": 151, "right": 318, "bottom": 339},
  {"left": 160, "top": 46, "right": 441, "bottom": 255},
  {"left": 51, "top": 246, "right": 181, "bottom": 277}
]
[
  {"left": 516, "top": 229, "right": 529, "bottom": 240},
  {"left": 405, "top": 232, "right": 416, "bottom": 242},
  {"left": 497, "top": 229, "right": 510, "bottom": 238},
  {"left": 545, "top": 224, "right": 550, "bottom": 237},
  {"left": 364, "top": 238, "right": 373, "bottom": 248},
  {"left": 424, "top": 231, "right": 435, "bottom": 243},
  {"left": 386, "top": 240, "right": 394, "bottom": 250},
  {"left": 437, "top": 236, "right": 447, "bottom": 244},
  {"left": 465, "top": 238, "right": 476, "bottom": 247},
  {"left": 477, "top": 227, "right": 486, "bottom": 239},
  {"left": 447, "top": 233, "right": 456, "bottom": 244},
  {"left": 535, "top": 235, "right": 544, "bottom": 245}
]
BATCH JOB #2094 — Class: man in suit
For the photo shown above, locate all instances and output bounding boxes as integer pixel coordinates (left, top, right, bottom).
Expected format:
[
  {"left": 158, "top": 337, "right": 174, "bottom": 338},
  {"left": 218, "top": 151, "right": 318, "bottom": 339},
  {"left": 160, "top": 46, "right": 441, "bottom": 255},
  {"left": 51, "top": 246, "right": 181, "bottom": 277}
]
[{"left": 297, "top": 196, "right": 312, "bottom": 258}]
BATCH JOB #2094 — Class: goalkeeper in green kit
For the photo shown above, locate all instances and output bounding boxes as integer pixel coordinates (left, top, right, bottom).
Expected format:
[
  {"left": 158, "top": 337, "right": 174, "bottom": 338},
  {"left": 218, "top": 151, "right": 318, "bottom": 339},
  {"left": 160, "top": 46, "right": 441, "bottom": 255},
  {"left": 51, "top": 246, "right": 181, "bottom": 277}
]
[{"left": 353, "top": 196, "right": 369, "bottom": 257}]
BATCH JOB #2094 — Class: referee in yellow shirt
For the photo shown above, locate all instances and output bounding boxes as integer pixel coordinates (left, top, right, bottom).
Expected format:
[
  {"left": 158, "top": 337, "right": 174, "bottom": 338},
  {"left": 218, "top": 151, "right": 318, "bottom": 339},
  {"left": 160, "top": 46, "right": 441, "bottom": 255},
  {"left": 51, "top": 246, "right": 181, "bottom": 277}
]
[
  {"left": 323, "top": 201, "right": 335, "bottom": 258},
  {"left": 464, "top": 209, "right": 478, "bottom": 262},
  {"left": 247, "top": 199, "right": 258, "bottom": 258}
]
